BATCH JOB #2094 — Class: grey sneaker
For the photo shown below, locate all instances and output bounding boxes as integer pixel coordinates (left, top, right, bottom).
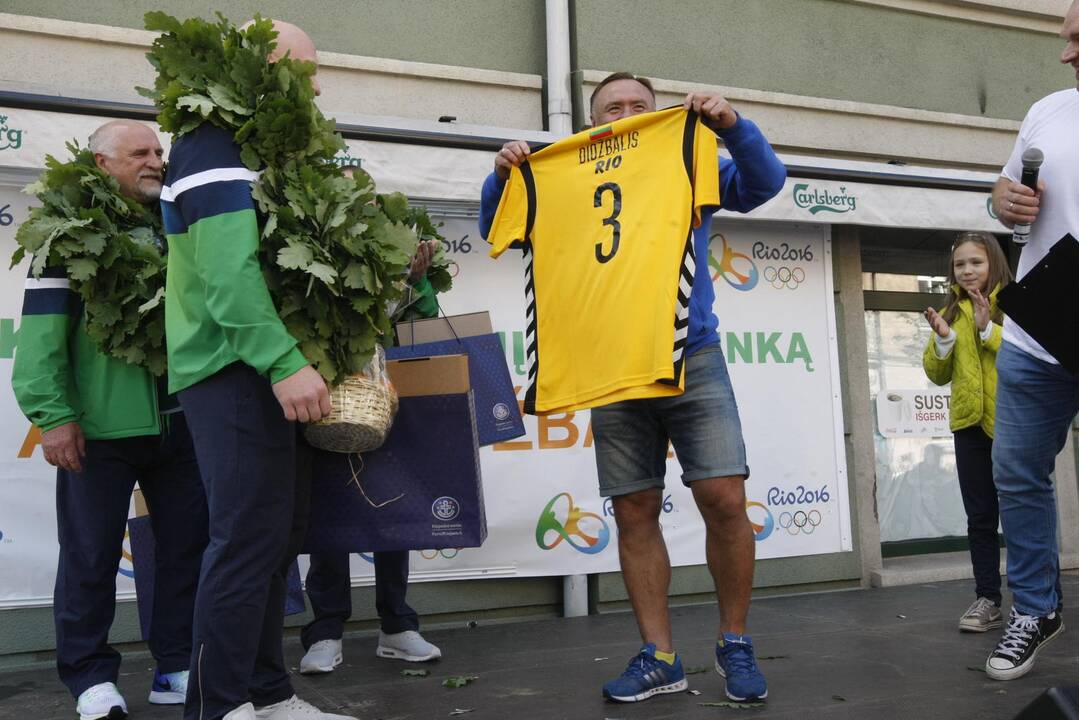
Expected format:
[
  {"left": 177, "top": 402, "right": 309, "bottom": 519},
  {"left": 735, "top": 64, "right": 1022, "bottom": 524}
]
[
  {"left": 299, "top": 639, "right": 343, "bottom": 674},
  {"left": 959, "top": 597, "right": 1003, "bottom": 633},
  {"left": 376, "top": 630, "right": 442, "bottom": 662}
]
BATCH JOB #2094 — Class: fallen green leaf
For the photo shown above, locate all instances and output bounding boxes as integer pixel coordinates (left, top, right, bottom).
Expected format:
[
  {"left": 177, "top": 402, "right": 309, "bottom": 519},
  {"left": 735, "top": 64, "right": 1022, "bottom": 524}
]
[
  {"left": 400, "top": 669, "right": 429, "bottom": 677},
  {"left": 698, "top": 701, "right": 766, "bottom": 709},
  {"left": 832, "top": 695, "right": 847, "bottom": 701},
  {"left": 442, "top": 675, "right": 479, "bottom": 689},
  {"left": 967, "top": 666, "right": 987, "bottom": 673},
  {"left": 684, "top": 666, "right": 710, "bottom": 675}
]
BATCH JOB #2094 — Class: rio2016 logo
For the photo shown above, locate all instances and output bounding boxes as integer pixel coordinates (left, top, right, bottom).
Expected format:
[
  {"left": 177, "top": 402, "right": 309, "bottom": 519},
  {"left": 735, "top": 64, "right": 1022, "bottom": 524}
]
[
  {"left": 745, "top": 501, "right": 775, "bottom": 542},
  {"left": 535, "top": 492, "right": 611, "bottom": 555},
  {"left": 709, "top": 233, "right": 759, "bottom": 292}
]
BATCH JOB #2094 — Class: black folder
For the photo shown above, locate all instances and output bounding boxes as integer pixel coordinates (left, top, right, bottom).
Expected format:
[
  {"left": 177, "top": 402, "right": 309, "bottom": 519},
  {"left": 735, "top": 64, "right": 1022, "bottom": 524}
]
[{"left": 997, "top": 234, "right": 1079, "bottom": 374}]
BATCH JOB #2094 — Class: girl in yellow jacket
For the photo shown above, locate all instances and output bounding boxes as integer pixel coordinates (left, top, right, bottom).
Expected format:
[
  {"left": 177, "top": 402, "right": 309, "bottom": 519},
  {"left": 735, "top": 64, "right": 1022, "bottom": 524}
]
[{"left": 923, "top": 231, "right": 1013, "bottom": 634}]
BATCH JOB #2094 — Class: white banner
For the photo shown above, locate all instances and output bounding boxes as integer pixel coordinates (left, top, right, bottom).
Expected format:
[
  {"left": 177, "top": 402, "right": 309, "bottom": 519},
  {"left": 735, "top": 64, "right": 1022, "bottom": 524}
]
[
  {"left": 875, "top": 388, "right": 952, "bottom": 438},
  {"left": 0, "top": 180, "right": 852, "bottom": 602}
]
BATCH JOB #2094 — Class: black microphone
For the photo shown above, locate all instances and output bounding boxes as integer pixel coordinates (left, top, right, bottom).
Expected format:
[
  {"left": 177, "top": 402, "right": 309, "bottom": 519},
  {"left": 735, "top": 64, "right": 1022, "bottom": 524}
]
[{"left": 1012, "top": 147, "right": 1043, "bottom": 246}]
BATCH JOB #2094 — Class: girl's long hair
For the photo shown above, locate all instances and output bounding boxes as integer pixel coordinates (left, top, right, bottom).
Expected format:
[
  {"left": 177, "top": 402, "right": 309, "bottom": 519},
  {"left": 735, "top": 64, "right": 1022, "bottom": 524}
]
[{"left": 940, "top": 231, "right": 1013, "bottom": 325}]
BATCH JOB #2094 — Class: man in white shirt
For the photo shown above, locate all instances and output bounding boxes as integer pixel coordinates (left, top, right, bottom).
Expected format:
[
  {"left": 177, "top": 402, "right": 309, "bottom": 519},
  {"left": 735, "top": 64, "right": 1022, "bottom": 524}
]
[{"left": 983, "top": 0, "right": 1079, "bottom": 682}]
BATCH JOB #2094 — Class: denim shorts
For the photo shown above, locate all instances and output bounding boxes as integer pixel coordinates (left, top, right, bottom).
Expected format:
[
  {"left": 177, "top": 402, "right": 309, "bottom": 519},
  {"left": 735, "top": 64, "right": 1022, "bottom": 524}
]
[{"left": 591, "top": 342, "right": 749, "bottom": 497}]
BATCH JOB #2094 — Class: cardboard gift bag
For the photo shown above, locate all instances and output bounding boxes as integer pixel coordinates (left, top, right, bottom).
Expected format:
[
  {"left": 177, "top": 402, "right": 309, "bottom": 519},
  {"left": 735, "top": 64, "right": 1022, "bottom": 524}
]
[
  {"left": 303, "top": 354, "right": 487, "bottom": 553},
  {"left": 129, "top": 502, "right": 305, "bottom": 642},
  {"left": 388, "top": 311, "right": 524, "bottom": 446}
]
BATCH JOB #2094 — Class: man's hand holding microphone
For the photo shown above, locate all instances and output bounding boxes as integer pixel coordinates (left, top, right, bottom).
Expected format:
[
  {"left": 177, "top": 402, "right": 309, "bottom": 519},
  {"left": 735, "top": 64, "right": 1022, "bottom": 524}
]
[{"left": 993, "top": 147, "right": 1045, "bottom": 245}]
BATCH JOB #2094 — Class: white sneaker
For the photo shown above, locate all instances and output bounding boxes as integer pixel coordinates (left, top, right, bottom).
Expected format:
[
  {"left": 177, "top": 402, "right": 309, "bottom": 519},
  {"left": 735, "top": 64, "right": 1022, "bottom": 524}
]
[
  {"left": 76, "top": 682, "right": 128, "bottom": 720},
  {"left": 224, "top": 704, "right": 257, "bottom": 720},
  {"left": 376, "top": 630, "right": 442, "bottom": 662},
  {"left": 254, "top": 694, "right": 357, "bottom": 719},
  {"left": 299, "top": 638, "right": 343, "bottom": 674}
]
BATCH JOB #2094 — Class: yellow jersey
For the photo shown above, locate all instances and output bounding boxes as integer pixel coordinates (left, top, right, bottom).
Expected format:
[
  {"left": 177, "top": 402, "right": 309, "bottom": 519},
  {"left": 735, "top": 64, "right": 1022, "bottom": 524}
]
[{"left": 488, "top": 107, "right": 720, "bottom": 415}]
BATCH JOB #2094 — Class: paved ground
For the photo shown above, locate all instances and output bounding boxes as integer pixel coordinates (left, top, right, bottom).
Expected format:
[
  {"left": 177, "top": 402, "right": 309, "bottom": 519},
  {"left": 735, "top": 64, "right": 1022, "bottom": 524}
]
[{"left": 3, "top": 574, "right": 1079, "bottom": 720}]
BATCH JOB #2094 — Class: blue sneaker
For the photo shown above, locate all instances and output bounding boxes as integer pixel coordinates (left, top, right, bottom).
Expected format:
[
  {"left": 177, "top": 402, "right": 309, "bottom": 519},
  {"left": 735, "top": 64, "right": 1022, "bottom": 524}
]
[
  {"left": 148, "top": 669, "right": 188, "bottom": 705},
  {"left": 602, "top": 643, "right": 688, "bottom": 702},
  {"left": 715, "top": 633, "right": 768, "bottom": 702}
]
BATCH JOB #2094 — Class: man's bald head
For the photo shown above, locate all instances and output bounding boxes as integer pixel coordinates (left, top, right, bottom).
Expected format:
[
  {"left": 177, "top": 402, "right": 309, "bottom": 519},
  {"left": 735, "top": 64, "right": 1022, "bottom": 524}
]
[
  {"left": 1063, "top": 0, "right": 1079, "bottom": 89},
  {"left": 89, "top": 120, "right": 164, "bottom": 204},
  {"left": 243, "top": 18, "right": 321, "bottom": 96}
]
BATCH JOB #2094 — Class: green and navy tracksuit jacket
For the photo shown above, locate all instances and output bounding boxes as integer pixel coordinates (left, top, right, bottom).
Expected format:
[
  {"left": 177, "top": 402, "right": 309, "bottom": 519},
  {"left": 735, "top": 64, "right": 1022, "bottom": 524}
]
[
  {"left": 160, "top": 123, "right": 307, "bottom": 393},
  {"left": 11, "top": 266, "right": 167, "bottom": 439}
]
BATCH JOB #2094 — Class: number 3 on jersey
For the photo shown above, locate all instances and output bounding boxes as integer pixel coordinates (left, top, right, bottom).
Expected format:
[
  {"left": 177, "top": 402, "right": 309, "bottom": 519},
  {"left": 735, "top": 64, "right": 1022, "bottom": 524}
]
[{"left": 594, "top": 182, "right": 622, "bottom": 263}]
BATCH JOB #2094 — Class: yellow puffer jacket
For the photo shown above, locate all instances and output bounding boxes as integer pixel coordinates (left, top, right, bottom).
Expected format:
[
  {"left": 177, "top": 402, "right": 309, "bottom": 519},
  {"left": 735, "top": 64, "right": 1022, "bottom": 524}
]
[{"left": 922, "top": 285, "right": 1003, "bottom": 437}]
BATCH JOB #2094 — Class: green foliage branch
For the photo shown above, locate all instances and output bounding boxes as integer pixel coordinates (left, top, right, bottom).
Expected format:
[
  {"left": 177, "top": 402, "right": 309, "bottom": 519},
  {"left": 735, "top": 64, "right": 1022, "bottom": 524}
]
[
  {"left": 139, "top": 12, "right": 450, "bottom": 386},
  {"left": 11, "top": 144, "right": 168, "bottom": 375}
]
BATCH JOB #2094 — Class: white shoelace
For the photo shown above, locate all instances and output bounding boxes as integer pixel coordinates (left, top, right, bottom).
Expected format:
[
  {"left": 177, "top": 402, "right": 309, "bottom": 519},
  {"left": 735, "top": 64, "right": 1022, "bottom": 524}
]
[{"left": 995, "top": 612, "right": 1040, "bottom": 661}]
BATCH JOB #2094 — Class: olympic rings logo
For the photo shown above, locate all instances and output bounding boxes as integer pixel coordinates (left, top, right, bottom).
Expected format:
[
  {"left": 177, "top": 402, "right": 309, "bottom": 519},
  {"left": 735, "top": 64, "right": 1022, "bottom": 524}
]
[
  {"left": 778, "top": 509, "right": 822, "bottom": 535},
  {"left": 710, "top": 233, "right": 759, "bottom": 292},
  {"left": 763, "top": 265, "right": 806, "bottom": 290},
  {"left": 536, "top": 492, "right": 611, "bottom": 555},
  {"left": 357, "top": 549, "right": 459, "bottom": 563}
]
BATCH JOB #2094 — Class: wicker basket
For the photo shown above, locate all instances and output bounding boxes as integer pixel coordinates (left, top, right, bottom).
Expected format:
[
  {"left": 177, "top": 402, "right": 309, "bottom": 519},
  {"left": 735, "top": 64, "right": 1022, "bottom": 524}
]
[{"left": 304, "top": 346, "right": 398, "bottom": 453}]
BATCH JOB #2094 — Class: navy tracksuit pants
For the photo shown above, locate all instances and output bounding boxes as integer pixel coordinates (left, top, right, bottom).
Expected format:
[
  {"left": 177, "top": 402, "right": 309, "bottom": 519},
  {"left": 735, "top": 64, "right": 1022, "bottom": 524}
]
[
  {"left": 301, "top": 550, "right": 418, "bottom": 650},
  {"left": 54, "top": 412, "right": 206, "bottom": 698},
  {"left": 179, "top": 363, "right": 312, "bottom": 720}
]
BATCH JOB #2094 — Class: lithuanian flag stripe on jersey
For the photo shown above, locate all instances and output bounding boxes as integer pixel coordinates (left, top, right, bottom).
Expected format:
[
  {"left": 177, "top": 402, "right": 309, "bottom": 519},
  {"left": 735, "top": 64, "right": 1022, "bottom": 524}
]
[{"left": 589, "top": 125, "right": 614, "bottom": 141}]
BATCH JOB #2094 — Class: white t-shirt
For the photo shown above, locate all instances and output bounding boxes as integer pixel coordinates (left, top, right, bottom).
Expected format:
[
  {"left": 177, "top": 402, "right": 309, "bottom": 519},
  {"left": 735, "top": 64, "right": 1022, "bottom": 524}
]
[{"left": 1001, "top": 88, "right": 1079, "bottom": 364}]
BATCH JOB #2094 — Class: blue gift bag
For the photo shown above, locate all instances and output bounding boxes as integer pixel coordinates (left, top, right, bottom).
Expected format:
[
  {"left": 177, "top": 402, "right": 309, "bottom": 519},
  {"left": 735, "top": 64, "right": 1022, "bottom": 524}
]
[
  {"left": 386, "top": 334, "right": 524, "bottom": 446},
  {"left": 303, "top": 391, "right": 486, "bottom": 554}
]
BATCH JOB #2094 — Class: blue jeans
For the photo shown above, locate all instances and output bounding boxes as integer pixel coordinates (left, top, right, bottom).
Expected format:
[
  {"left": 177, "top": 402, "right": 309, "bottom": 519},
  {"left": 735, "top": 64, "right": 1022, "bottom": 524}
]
[
  {"left": 591, "top": 343, "right": 749, "bottom": 496},
  {"left": 992, "top": 342, "right": 1079, "bottom": 617}
]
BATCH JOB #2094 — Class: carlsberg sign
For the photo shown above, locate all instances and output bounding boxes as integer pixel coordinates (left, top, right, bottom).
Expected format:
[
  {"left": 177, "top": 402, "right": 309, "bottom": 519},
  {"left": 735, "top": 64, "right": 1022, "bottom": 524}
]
[{"left": 793, "top": 183, "right": 856, "bottom": 215}]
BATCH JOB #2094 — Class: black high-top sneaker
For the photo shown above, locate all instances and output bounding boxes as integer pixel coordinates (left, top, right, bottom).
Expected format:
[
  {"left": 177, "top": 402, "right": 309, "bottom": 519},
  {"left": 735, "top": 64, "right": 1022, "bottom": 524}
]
[{"left": 985, "top": 607, "right": 1064, "bottom": 680}]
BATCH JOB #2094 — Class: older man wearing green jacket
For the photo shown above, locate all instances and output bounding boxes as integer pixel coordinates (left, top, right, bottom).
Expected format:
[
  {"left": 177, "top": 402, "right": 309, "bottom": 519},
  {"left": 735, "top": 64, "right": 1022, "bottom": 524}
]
[{"left": 12, "top": 119, "right": 208, "bottom": 720}]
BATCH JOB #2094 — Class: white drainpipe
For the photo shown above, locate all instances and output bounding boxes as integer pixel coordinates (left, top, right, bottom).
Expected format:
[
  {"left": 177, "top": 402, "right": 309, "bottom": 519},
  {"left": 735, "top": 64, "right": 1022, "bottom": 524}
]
[
  {"left": 545, "top": 0, "right": 573, "bottom": 137},
  {"left": 546, "top": 0, "right": 588, "bottom": 618}
]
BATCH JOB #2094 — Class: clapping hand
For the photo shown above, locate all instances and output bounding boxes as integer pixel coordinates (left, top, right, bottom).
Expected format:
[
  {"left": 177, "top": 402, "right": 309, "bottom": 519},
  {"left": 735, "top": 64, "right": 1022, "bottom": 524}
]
[
  {"left": 925, "top": 307, "right": 950, "bottom": 338},
  {"left": 969, "top": 288, "right": 991, "bottom": 332}
]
